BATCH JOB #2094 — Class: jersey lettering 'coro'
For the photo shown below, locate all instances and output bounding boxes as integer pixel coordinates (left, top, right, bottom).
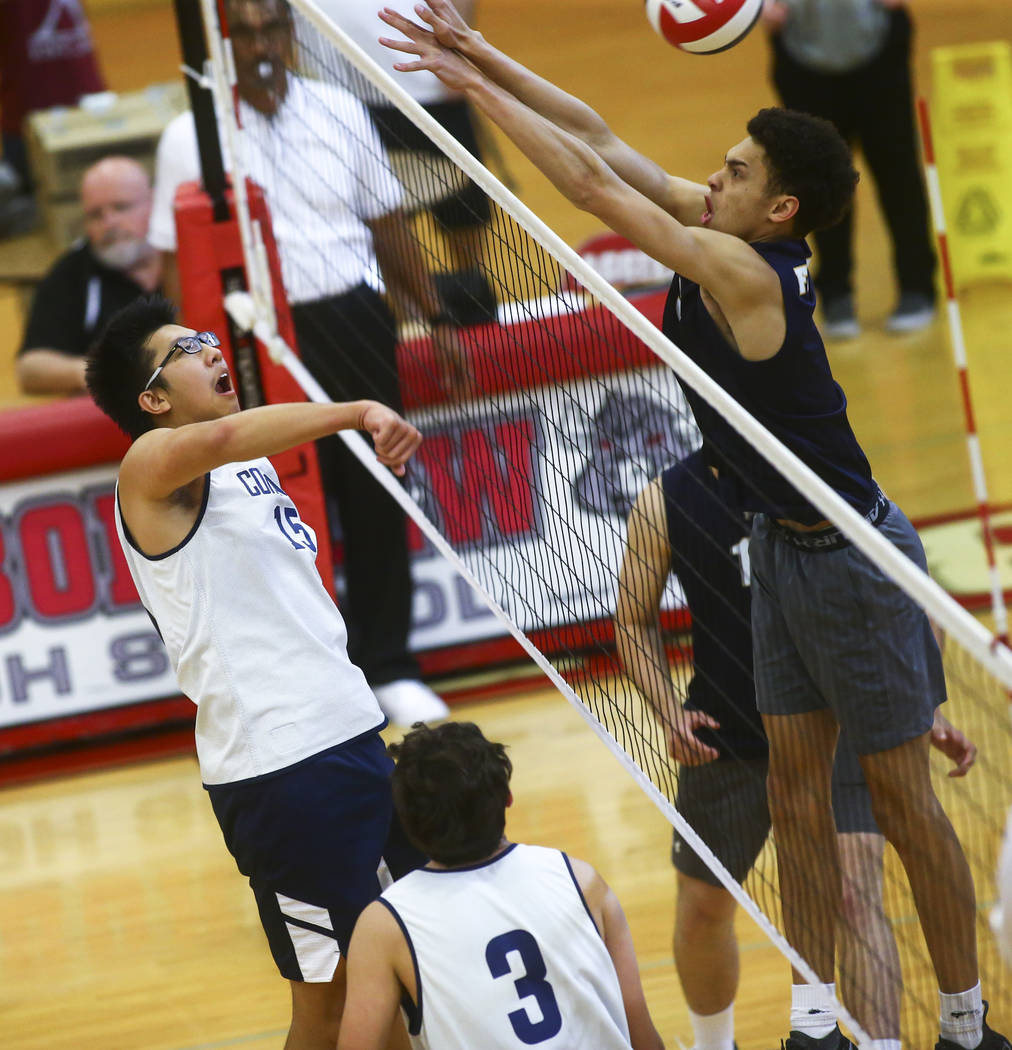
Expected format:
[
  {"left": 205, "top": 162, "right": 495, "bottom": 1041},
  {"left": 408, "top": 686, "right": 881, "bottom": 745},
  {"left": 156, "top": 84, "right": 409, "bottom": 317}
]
[{"left": 236, "top": 466, "right": 286, "bottom": 498}]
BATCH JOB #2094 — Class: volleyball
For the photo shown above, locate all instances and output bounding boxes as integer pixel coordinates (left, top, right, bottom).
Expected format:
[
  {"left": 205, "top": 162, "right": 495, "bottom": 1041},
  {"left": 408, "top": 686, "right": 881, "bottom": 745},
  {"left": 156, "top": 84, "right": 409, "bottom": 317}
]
[{"left": 644, "top": 0, "right": 763, "bottom": 55}]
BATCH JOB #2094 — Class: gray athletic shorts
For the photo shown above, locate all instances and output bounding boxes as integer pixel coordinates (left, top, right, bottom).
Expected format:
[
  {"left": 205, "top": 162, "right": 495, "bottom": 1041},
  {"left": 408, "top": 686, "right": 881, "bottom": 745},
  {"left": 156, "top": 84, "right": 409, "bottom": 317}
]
[
  {"left": 671, "top": 734, "right": 878, "bottom": 886},
  {"left": 749, "top": 500, "right": 943, "bottom": 755}
]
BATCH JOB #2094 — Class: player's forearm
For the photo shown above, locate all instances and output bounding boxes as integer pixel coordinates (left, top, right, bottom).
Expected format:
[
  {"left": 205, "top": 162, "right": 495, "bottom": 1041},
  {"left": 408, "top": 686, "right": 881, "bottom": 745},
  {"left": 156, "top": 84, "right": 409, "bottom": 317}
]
[
  {"left": 16, "top": 349, "right": 88, "bottom": 396},
  {"left": 461, "top": 33, "right": 613, "bottom": 151},
  {"left": 206, "top": 401, "right": 374, "bottom": 461},
  {"left": 148, "top": 401, "right": 374, "bottom": 492},
  {"left": 370, "top": 213, "right": 443, "bottom": 319},
  {"left": 465, "top": 75, "right": 617, "bottom": 215},
  {"left": 459, "top": 28, "right": 694, "bottom": 216},
  {"left": 615, "top": 617, "right": 682, "bottom": 726}
]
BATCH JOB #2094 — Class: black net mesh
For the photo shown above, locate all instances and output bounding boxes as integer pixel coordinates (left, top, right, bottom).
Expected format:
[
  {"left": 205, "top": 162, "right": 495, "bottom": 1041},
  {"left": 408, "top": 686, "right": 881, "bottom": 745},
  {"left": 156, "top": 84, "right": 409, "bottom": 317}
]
[{"left": 207, "top": 3, "right": 1012, "bottom": 1043}]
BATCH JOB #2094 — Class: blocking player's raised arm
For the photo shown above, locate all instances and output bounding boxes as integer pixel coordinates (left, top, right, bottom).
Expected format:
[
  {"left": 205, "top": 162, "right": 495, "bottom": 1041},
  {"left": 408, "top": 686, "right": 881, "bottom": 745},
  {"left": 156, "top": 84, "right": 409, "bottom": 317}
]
[
  {"left": 381, "top": 0, "right": 707, "bottom": 224},
  {"left": 378, "top": 6, "right": 780, "bottom": 342}
]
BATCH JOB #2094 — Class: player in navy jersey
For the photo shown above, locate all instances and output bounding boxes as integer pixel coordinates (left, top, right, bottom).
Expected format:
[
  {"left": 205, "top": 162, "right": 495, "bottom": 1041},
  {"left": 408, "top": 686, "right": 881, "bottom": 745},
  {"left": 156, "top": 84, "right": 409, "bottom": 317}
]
[
  {"left": 337, "top": 721, "right": 664, "bottom": 1050},
  {"left": 616, "top": 451, "right": 977, "bottom": 1050},
  {"left": 85, "top": 295, "right": 424, "bottom": 1050},
  {"left": 377, "top": 7, "right": 1009, "bottom": 1050}
]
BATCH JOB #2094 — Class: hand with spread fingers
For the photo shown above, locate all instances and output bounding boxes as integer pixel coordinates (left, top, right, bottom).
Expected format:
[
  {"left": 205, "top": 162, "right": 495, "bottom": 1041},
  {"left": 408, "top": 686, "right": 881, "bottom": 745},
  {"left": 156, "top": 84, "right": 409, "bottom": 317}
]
[{"left": 379, "top": 5, "right": 478, "bottom": 93}]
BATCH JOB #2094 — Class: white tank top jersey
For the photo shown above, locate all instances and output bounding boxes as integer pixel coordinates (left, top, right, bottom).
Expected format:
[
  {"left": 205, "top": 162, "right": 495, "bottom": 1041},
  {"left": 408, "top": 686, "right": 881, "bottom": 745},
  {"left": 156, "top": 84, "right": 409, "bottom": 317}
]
[
  {"left": 115, "top": 457, "right": 383, "bottom": 786},
  {"left": 380, "top": 843, "right": 632, "bottom": 1050}
]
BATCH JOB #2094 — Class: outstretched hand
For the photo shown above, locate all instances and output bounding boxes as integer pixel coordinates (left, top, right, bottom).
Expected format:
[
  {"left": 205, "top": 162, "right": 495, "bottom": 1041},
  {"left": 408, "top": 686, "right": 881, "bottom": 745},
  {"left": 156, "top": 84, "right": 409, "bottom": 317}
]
[
  {"left": 359, "top": 402, "right": 422, "bottom": 476},
  {"left": 665, "top": 707, "right": 721, "bottom": 766},
  {"left": 378, "top": 5, "right": 476, "bottom": 92},
  {"left": 410, "top": 0, "right": 480, "bottom": 50}
]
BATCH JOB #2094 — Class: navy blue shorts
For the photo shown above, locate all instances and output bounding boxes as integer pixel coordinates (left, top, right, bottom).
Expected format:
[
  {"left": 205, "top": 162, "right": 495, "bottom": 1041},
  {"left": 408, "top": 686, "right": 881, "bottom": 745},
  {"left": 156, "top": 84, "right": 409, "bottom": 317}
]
[
  {"left": 749, "top": 501, "right": 943, "bottom": 754},
  {"left": 207, "top": 731, "right": 424, "bottom": 982}
]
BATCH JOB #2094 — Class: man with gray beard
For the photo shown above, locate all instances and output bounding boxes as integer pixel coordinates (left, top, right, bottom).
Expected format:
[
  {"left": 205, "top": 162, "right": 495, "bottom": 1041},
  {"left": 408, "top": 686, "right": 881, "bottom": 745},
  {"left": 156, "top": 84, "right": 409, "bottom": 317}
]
[{"left": 17, "top": 156, "right": 161, "bottom": 396}]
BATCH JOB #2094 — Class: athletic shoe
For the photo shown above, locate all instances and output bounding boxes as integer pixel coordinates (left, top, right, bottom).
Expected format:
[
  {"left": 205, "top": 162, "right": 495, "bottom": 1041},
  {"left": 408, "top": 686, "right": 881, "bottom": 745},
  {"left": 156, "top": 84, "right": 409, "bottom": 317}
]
[
  {"left": 780, "top": 1025, "right": 857, "bottom": 1050},
  {"left": 935, "top": 1001, "right": 1012, "bottom": 1050},
  {"left": 373, "top": 678, "right": 449, "bottom": 726},
  {"left": 821, "top": 296, "right": 861, "bottom": 340},
  {"left": 885, "top": 291, "right": 937, "bottom": 333}
]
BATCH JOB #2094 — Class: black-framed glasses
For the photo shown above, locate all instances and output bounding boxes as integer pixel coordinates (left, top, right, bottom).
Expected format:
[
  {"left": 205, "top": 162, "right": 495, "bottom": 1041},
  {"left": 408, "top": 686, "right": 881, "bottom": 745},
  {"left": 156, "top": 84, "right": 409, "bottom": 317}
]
[{"left": 144, "top": 331, "right": 220, "bottom": 391}]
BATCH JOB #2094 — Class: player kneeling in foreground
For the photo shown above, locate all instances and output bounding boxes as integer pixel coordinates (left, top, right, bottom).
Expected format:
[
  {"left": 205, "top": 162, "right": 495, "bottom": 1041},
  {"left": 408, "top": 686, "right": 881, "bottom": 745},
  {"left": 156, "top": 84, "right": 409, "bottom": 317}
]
[
  {"left": 86, "top": 295, "right": 424, "bottom": 1050},
  {"left": 338, "top": 721, "right": 665, "bottom": 1050}
]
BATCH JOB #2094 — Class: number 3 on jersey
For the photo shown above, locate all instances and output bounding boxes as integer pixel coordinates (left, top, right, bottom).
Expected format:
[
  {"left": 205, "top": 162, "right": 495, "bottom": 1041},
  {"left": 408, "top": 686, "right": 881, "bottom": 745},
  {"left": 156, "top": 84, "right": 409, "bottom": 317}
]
[
  {"left": 274, "top": 505, "right": 317, "bottom": 552},
  {"left": 486, "top": 929, "right": 563, "bottom": 1044}
]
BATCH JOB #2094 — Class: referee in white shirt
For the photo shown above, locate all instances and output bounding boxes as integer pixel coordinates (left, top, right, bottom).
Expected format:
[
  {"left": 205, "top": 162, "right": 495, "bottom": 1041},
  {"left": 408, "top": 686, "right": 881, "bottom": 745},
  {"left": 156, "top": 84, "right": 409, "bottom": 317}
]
[{"left": 148, "top": 0, "right": 466, "bottom": 725}]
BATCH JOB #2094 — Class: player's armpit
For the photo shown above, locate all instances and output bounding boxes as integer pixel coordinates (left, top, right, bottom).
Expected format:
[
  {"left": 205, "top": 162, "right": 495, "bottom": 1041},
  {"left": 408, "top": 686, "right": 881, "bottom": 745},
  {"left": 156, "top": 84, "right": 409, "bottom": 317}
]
[{"left": 685, "top": 231, "right": 788, "bottom": 361}]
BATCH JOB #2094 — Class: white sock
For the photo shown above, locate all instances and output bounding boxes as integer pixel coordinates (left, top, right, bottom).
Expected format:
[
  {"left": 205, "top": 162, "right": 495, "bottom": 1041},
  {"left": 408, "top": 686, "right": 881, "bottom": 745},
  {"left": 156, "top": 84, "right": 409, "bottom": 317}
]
[
  {"left": 791, "top": 982, "right": 838, "bottom": 1040},
  {"left": 688, "top": 1003, "right": 735, "bottom": 1050},
  {"left": 939, "top": 982, "right": 983, "bottom": 1049},
  {"left": 864, "top": 1041, "right": 901, "bottom": 1050}
]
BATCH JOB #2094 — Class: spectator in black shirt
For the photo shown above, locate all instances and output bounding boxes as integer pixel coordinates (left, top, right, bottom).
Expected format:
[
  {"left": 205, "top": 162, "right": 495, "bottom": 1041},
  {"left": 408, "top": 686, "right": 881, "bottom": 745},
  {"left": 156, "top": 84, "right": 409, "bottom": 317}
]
[{"left": 17, "top": 156, "right": 160, "bottom": 396}]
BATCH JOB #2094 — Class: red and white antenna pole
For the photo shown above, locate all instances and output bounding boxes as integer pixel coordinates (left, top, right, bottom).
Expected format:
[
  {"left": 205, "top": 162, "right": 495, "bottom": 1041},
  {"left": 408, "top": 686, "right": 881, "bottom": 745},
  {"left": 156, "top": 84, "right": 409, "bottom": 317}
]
[{"left": 917, "top": 95, "right": 1008, "bottom": 645}]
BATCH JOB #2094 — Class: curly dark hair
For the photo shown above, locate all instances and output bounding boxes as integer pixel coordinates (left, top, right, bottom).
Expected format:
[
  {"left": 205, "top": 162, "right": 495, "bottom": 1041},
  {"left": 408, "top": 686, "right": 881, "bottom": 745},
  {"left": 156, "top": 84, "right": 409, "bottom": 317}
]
[
  {"left": 86, "top": 295, "right": 178, "bottom": 439},
  {"left": 746, "top": 107, "right": 859, "bottom": 236},
  {"left": 390, "top": 721, "right": 513, "bottom": 866}
]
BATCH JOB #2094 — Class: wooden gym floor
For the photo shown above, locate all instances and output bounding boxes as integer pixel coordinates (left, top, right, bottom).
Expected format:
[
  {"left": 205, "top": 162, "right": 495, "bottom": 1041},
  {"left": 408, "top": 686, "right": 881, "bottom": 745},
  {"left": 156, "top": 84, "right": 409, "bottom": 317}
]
[{"left": 2, "top": 1, "right": 1012, "bottom": 1048}]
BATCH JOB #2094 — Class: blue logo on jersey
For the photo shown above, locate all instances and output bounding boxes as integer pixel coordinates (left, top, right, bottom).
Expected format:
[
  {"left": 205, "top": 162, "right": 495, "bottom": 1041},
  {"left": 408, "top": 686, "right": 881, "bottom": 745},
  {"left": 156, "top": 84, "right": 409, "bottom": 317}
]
[{"left": 236, "top": 467, "right": 286, "bottom": 497}]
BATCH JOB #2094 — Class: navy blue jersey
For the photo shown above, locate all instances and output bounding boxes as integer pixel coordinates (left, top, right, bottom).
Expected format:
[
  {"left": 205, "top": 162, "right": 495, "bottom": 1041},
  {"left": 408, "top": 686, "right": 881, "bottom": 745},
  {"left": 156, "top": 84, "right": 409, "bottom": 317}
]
[
  {"left": 662, "top": 452, "right": 767, "bottom": 760},
  {"left": 662, "top": 238, "right": 877, "bottom": 524}
]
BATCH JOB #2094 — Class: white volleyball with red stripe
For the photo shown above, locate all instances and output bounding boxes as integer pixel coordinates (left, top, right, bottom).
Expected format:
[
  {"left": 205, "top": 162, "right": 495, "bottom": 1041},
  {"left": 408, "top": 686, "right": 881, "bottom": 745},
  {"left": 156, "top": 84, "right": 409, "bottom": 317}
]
[{"left": 644, "top": 0, "right": 763, "bottom": 54}]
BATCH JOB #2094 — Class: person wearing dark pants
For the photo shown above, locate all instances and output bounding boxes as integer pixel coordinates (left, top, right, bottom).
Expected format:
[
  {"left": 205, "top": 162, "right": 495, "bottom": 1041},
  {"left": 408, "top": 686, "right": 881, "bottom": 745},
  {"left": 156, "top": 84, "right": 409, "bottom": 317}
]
[
  {"left": 291, "top": 285, "right": 418, "bottom": 689},
  {"left": 763, "top": 0, "right": 937, "bottom": 338},
  {"left": 332, "top": 0, "right": 497, "bottom": 328}
]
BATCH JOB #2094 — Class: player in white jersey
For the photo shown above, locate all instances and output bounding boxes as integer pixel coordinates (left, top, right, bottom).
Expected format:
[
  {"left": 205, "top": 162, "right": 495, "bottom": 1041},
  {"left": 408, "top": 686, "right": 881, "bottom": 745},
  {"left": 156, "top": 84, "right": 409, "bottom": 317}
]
[
  {"left": 337, "top": 721, "right": 664, "bottom": 1050},
  {"left": 85, "top": 295, "right": 425, "bottom": 1050}
]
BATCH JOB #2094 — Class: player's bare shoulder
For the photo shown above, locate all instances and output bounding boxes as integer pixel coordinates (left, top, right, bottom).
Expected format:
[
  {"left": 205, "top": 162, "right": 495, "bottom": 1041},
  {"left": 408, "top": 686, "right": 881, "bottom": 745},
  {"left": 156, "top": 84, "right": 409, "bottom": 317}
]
[
  {"left": 118, "top": 428, "right": 206, "bottom": 522},
  {"left": 118, "top": 428, "right": 172, "bottom": 498},
  {"left": 566, "top": 854, "right": 609, "bottom": 920}
]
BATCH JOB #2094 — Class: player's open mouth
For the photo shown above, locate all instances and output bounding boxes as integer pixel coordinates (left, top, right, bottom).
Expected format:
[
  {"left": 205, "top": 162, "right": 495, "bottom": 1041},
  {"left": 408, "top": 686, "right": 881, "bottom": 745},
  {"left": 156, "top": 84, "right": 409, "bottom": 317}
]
[
  {"left": 215, "top": 371, "right": 233, "bottom": 394},
  {"left": 702, "top": 194, "right": 714, "bottom": 225}
]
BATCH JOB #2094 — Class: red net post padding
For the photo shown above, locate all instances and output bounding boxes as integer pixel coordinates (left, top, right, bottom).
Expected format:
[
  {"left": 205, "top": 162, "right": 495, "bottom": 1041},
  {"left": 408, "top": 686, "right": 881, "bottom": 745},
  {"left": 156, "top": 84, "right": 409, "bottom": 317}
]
[{"left": 172, "top": 179, "right": 337, "bottom": 598}]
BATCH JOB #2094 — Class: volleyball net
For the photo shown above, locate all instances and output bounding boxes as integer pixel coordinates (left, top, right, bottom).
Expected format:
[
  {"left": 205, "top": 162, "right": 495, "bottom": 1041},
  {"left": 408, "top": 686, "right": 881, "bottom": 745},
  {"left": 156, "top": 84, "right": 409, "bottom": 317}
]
[{"left": 190, "top": 0, "right": 1012, "bottom": 1043}]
